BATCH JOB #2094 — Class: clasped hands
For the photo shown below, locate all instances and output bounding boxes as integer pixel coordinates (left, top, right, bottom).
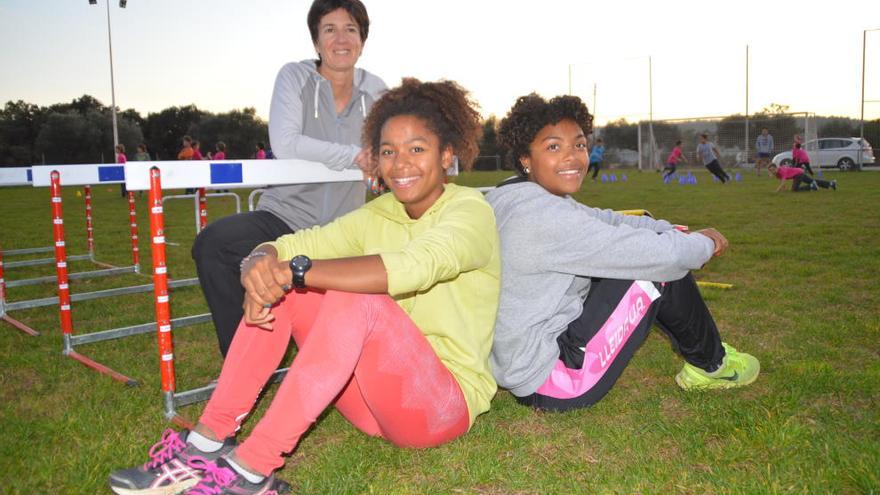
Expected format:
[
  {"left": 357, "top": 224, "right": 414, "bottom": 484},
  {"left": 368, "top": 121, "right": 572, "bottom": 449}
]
[{"left": 240, "top": 247, "right": 293, "bottom": 330}]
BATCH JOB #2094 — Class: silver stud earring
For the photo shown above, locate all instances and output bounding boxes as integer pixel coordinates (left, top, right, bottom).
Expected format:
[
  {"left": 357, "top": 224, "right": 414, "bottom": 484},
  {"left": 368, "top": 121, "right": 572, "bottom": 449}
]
[{"left": 524, "top": 167, "right": 530, "bottom": 174}]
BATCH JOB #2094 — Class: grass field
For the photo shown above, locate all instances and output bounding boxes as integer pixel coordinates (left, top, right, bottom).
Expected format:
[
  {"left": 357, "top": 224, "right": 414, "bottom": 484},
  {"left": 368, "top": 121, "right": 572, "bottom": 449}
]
[{"left": 1, "top": 168, "right": 878, "bottom": 494}]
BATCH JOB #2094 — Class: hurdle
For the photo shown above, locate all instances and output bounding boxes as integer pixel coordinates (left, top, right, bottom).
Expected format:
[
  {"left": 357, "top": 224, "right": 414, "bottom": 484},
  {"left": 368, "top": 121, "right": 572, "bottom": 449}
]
[
  {"left": 125, "top": 159, "right": 361, "bottom": 424},
  {"left": 23, "top": 168, "right": 202, "bottom": 385},
  {"left": 1, "top": 165, "right": 144, "bottom": 326},
  {"left": 0, "top": 165, "right": 133, "bottom": 335}
]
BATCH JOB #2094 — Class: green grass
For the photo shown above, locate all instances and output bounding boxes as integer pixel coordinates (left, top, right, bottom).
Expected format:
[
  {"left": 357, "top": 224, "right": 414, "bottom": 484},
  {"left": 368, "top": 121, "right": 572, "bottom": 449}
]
[{"left": 1, "top": 170, "right": 878, "bottom": 494}]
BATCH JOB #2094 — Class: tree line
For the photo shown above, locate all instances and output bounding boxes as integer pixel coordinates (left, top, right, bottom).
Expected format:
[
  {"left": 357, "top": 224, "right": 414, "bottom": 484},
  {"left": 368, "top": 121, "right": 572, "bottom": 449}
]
[{"left": 0, "top": 95, "right": 268, "bottom": 166}]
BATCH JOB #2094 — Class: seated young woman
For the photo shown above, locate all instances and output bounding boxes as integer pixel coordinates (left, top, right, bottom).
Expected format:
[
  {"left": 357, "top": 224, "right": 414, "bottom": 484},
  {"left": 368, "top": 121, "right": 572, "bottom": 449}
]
[
  {"left": 109, "top": 79, "right": 500, "bottom": 495},
  {"left": 486, "top": 93, "right": 759, "bottom": 412}
]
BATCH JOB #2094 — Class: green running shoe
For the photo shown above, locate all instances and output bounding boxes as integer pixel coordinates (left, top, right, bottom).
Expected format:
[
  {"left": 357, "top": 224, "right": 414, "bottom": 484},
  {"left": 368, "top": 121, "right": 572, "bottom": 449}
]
[{"left": 675, "top": 343, "right": 760, "bottom": 390}]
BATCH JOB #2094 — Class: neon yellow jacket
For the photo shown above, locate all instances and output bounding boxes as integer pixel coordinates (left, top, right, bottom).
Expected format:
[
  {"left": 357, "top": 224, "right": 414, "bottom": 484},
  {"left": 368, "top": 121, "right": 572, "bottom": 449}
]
[{"left": 266, "top": 184, "right": 501, "bottom": 426}]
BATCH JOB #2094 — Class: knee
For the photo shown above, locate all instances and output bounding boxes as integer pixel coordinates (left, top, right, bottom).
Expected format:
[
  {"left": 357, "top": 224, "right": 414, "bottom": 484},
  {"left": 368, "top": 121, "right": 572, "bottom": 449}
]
[{"left": 191, "top": 222, "right": 225, "bottom": 261}]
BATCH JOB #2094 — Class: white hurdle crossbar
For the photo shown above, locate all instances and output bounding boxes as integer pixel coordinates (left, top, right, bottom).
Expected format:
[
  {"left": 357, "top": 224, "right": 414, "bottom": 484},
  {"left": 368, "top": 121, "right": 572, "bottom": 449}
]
[{"left": 131, "top": 159, "right": 361, "bottom": 424}]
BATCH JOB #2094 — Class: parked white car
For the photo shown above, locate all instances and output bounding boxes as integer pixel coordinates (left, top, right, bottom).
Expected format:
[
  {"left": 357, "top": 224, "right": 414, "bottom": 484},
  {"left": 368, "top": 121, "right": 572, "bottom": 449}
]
[{"left": 772, "top": 138, "right": 875, "bottom": 171}]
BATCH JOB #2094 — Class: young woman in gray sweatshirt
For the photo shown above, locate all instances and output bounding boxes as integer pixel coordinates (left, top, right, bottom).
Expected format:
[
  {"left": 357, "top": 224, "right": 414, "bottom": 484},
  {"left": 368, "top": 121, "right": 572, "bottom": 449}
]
[
  {"left": 191, "top": 0, "right": 386, "bottom": 357},
  {"left": 486, "top": 94, "right": 759, "bottom": 411}
]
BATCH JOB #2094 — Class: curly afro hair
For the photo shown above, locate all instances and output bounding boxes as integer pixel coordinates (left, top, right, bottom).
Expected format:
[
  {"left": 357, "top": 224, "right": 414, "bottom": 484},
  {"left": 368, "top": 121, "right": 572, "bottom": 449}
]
[
  {"left": 362, "top": 78, "right": 482, "bottom": 171},
  {"left": 497, "top": 94, "right": 593, "bottom": 176}
]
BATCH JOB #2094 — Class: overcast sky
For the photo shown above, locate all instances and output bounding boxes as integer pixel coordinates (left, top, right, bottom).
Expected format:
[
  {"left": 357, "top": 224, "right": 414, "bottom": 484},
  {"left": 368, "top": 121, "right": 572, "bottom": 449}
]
[{"left": 1, "top": 0, "right": 879, "bottom": 124}]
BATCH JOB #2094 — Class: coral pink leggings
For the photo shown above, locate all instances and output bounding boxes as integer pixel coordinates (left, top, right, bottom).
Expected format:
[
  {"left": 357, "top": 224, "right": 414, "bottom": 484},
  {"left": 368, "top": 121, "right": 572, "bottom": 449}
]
[{"left": 198, "top": 290, "right": 470, "bottom": 475}]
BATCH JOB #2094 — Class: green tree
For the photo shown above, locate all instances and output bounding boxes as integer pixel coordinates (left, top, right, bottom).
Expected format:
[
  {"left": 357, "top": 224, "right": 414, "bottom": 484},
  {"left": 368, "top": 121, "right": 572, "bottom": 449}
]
[
  {"left": 0, "top": 100, "right": 45, "bottom": 165},
  {"left": 142, "top": 104, "right": 205, "bottom": 160},
  {"left": 197, "top": 108, "right": 268, "bottom": 159},
  {"left": 602, "top": 119, "right": 637, "bottom": 150}
]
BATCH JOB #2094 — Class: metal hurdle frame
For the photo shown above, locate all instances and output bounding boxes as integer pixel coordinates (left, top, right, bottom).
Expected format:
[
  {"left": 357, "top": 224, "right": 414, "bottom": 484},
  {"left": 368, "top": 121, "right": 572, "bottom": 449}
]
[
  {"left": 1, "top": 166, "right": 139, "bottom": 335},
  {"left": 124, "top": 159, "right": 361, "bottom": 424},
  {"left": 162, "top": 188, "right": 242, "bottom": 235},
  {"left": 1, "top": 166, "right": 145, "bottom": 335},
  {"left": 29, "top": 167, "right": 203, "bottom": 385}
]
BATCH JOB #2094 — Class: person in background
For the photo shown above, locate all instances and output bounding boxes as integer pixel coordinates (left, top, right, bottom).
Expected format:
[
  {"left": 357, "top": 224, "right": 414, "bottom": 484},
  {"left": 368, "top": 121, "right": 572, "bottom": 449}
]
[
  {"left": 697, "top": 134, "right": 730, "bottom": 183},
  {"left": 193, "top": 140, "right": 204, "bottom": 160},
  {"left": 191, "top": 0, "right": 387, "bottom": 357},
  {"left": 768, "top": 163, "right": 835, "bottom": 192},
  {"left": 587, "top": 137, "right": 605, "bottom": 181},
  {"left": 255, "top": 142, "right": 267, "bottom": 159},
  {"left": 213, "top": 141, "right": 227, "bottom": 161},
  {"left": 178, "top": 135, "right": 194, "bottom": 160},
  {"left": 134, "top": 143, "right": 151, "bottom": 162},
  {"left": 662, "top": 140, "right": 688, "bottom": 180},
  {"left": 116, "top": 144, "right": 128, "bottom": 198},
  {"left": 487, "top": 93, "right": 759, "bottom": 414},
  {"left": 179, "top": 135, "right": 196, "bottom": 194},
  {"left": 133, "top": 143, "right": 150, "bottom": 197},
  {"left": 754, "top": 128, "right": 774, "bottom": 175},
  {"left": 792, "top": 141, "right": 814, "bottom": 176}
]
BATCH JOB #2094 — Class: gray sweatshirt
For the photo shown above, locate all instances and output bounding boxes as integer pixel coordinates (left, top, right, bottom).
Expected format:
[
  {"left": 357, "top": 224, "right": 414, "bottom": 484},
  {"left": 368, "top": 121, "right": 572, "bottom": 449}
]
[
  {"left": 262, "top": 60, "right": 387, "bottom": 230},
  {"left": 485, "top": 181, "right": 715, "bottom": 397}
]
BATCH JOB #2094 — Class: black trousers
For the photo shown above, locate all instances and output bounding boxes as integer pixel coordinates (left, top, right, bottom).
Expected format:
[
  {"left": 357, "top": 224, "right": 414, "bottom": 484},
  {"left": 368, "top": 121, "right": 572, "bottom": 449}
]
[
  {"left": 191, "top": 210, "right": 293, "bottom": 356},
  {"left": 662, "top": 163, "right": 677, "bottom": 179},
  {"left": 515, "top": 274, "right": 725, "bottom": 412},
  {"left": 704, "top": 160, "right": 730, "bottom": 182},
  {"left": 792, "top": 174, "right": 832, "bottom": 192},
  {"left": 588, "top": 161, "right": 601, "bottom": 179}
]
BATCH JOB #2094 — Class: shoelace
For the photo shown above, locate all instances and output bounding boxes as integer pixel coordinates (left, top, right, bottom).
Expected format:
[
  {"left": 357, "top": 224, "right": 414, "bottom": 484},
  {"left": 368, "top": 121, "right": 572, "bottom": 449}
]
[
  {"left": 145, "top": 429, "right": 187, "bottom": 469},
  {"left": 186, "top": 457, "right": 237, "bottom": 495}
]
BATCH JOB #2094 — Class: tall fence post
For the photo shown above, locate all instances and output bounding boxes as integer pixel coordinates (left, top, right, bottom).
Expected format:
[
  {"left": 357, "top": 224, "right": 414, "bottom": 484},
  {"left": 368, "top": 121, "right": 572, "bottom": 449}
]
[
  {"left": 149, "top": 167, "right": 177, "bottom": 419},
  {"left": 51, "top": 172, "right": 75, "bottom": 354},
  {"left": 128, "top": 192, "right": 140, "bottom": 273}
]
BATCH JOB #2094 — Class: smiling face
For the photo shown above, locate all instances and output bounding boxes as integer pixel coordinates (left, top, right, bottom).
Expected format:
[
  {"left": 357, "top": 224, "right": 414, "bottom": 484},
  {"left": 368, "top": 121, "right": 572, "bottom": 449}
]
[
  {"left": 314, "top": 8, "right": 363, "bottom": 73},
  {"left": 521, "top": 119, "right": 589, "bottom": 196},
  {"left": 378, "top": 114, "right": 453, "bottom": 219}
]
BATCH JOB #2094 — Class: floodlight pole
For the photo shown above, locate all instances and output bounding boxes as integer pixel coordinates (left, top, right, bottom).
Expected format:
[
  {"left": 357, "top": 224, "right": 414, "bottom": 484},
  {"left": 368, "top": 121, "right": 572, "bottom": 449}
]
[
  {"left": 745, "top": 45, "right": 750, "bottom": 165},
  {"left": 568, "top": 64, "right": 572, "bottom": 96},
  {"left": 92, "top": 0, "right": 124, "bottom": 152},
  {"left": 648, "top": 56, "right": 654, "bottom": 170}
]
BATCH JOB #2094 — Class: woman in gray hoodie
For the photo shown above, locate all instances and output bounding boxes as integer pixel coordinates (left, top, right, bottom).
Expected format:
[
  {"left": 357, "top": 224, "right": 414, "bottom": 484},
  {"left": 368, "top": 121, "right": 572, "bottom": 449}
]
[
  {"left": 486, "top": 94, "right": 759, "bottom": 411},
  {"left": 192, "top": 0, "right": 386, "bottom": 357}
]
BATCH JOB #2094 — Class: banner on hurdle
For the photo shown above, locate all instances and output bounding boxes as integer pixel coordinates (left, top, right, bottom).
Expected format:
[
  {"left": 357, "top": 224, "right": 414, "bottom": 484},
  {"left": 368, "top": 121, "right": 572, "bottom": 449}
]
[
  {"left": 124, "top": 159, "right": 362, "bottom": 191},
  {"left": 0, "top": 167, "right": 33, "bottom": 186}
]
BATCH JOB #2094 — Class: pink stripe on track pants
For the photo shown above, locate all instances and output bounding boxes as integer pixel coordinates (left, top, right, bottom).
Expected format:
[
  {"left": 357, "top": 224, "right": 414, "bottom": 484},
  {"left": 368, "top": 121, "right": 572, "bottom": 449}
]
[{"left": 198, "top": 289, "right": 470, "bottom": 475}]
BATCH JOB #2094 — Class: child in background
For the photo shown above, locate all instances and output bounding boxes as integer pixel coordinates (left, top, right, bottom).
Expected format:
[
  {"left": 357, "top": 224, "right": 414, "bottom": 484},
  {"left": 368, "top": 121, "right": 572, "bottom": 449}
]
[
  {"left": 255, "top": 142, "right": 267, "bottom": 159},
  {"left": 792, "top": 142, "right": 814, "bottom": 176},
  {"left": 696, "top": 134, "right": 730, "bottom": 183},
  {"left": 587, "top": 137, "right": 605, "bottom": 181},
  {"left": 192, "top": 140, "right": 204, "bottom": 160},
  {"left": 662, "top": 140, "right": 688, "bottom": 180},
  {"left": 768, "top": 163, "right": 835, "bottom": 192},
  {"left": 213, "top": 141, "right": 227, "bottom": 160},
  {"left": 116, "top": 144, "right": 128, "bottom": 198}
]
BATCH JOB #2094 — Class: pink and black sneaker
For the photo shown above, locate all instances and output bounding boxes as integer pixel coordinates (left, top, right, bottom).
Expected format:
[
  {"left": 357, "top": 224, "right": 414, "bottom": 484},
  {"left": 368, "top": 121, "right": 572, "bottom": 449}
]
[
  {"left": 183, "top": 458, "right": 290, "bottom": 495},
  {"left": 108, "top": 429, "right": 236, "bottom": 495}
]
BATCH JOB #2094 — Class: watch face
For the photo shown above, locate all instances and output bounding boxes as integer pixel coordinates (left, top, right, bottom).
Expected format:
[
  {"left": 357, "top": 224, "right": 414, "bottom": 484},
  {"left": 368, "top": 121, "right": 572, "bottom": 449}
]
[{"left": 291, "top": 255, "right": 312, "bottom": 271}]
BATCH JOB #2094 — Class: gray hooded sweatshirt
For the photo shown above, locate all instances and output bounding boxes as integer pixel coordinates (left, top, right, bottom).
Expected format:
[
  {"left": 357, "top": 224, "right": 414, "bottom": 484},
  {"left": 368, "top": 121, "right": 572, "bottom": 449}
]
[
  {"left": 485, "top": 181, "right": 715, "bottom": 397},
  {"left": 262, "top": 60, "right": 387, "bottom": 230}
]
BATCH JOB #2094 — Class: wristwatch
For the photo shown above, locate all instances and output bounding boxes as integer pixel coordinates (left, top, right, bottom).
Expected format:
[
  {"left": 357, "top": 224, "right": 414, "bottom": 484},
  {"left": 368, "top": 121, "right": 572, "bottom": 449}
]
[{"left": 289, "top": 255, "right": 312, "bottom": 289}]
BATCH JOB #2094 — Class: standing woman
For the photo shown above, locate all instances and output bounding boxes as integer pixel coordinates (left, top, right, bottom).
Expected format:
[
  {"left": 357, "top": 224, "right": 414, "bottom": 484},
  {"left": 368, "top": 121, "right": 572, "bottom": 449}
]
[
  {"left": 109, "top": 79, "right": 499, "bottom": 495},
  {"left": 192, "top": 0, "right": 387, "bottom": 357},
  {"left": 487, "top": 94, "right": 759, "bottom": 412}
]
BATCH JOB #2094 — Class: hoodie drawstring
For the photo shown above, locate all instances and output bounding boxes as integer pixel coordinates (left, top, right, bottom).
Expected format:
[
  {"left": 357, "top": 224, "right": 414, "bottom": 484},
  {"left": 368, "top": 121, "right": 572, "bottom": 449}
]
[
  {"left": 314, "top": 79, "right": 320, "bottom": 119},
  {"left": 361, "top": 94, "right": 366, "bottom": 118}
]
